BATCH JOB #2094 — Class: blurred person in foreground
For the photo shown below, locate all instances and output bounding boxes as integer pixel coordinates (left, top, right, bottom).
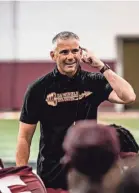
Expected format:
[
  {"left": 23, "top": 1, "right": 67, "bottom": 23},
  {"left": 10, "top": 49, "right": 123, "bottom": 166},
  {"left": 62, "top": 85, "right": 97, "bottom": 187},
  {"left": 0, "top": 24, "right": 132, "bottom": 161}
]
[
  {"left": 116, "top": 165, "right": 139, "bottom": 193},
  {"left": 110, "top": 124, "right": 139, "bottom": 170},
  {"left": 16, "top": 31, "right": 136, "bottom": 189},
  {"left": 0, "top": 122, "right": 138, "bottom": 193},
  {"left": 61, "top": 120, "right": 121, "bottom": 193},
  {"left": 0, "top": 120, "right": 120, "bottom": 193}
]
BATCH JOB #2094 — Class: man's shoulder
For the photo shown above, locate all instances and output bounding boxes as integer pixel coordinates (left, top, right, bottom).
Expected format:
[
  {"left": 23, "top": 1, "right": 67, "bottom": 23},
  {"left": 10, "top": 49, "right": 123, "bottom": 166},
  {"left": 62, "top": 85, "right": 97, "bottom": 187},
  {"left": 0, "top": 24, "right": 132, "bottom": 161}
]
[
  {"left": 80, "top": 70, "right": 105, "bottom": 81},
  {"left": 27, "top": 71, "right": 54, "bottom": 92}
]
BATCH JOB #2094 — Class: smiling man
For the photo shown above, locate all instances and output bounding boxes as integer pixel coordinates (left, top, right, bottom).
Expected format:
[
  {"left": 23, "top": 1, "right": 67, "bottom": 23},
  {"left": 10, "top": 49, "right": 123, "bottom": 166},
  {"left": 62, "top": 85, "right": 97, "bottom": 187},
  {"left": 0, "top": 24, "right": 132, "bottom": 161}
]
[
  {"left": 16, "top": 31, "right": 136, "bottom": 190},
  {"left": 50, "top": 34, "right": 81, "bottom": 77}
]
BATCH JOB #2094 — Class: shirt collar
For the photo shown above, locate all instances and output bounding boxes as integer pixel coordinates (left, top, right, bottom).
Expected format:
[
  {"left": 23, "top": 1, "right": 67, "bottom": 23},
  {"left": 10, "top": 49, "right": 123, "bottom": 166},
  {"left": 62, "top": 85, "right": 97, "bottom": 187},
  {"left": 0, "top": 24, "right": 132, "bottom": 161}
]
[{"left": 53, "top": 65, "right": 81, "bottom": 81}]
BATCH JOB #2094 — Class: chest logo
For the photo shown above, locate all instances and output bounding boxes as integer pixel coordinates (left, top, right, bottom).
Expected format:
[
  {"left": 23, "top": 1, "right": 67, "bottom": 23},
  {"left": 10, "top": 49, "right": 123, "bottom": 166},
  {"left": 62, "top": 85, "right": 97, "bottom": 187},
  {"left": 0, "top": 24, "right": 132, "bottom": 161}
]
[{"left": 46, "top": 91, "right": 92, "bottom": 106}]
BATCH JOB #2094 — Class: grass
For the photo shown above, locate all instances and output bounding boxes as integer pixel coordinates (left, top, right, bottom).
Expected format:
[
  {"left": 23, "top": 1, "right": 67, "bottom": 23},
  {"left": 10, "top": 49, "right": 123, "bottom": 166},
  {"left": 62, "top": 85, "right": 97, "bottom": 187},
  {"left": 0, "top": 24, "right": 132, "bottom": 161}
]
[
  {"left": 0, "top": 120, "right": 40, "bottom": 162},
  {"left": 0, "top": 118, "right": 139, "bottom": 162},
  {"left": 99, "top": 118, "right": 139, "bottom": 129}
]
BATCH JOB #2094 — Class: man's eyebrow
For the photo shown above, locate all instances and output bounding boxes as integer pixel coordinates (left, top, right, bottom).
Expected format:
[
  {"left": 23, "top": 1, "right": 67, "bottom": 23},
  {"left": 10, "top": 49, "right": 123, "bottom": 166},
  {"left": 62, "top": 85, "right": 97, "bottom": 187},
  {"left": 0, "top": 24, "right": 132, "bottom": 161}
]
[
  {"left": 60, "top": 49, "right": 69, "bottom": 51},
  {"left": 59, "top": 49, "right": 69, "bottom": 53}
]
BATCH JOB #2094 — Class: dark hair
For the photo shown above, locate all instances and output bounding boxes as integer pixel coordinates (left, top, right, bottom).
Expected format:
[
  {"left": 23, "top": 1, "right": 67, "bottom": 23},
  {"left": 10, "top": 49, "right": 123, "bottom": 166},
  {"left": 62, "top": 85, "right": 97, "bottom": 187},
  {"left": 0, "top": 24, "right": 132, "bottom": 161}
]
[
  {"left": 62, "top": 120, "right": 120, "bottom": 181},
  {"left": 109, "top": 124, "right": 139, "bottom": 153},
  {"left": 71, "top": 145, "right": 118, "bottom": 182},
  {"left": 0, "top": 159, "right": 4, "bottom": 168},
  {"left": 52, "top": 31, "right": 79, "bottom": 44}
]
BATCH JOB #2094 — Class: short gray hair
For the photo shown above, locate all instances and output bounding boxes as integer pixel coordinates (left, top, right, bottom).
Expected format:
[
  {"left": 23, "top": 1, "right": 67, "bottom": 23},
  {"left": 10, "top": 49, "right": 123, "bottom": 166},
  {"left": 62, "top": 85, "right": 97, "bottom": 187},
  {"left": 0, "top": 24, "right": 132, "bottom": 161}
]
[{"left": 52, "top": 31, "right": 79, "bottom": 44}]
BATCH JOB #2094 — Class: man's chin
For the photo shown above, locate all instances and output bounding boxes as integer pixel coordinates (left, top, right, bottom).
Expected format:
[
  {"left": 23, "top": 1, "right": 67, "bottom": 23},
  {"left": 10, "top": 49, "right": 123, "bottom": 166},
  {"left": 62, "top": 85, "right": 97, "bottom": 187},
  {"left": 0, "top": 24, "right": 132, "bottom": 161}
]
[
  {"left": 64, "top": 67, "right": 77, "bottom": 75},
  {"left": 65, "top": 64, "right": 78, "bottom": 72}
]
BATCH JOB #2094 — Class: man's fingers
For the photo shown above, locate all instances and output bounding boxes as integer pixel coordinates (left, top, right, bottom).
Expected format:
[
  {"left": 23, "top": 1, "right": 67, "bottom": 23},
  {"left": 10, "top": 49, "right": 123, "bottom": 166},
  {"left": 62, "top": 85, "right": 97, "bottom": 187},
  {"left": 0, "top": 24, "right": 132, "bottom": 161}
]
[
  {"left": 81, "top": 56, "right": 92, "bottom": 64},
  {"left": 80, "top": 47, "right": 95, "bottom": 65},
  {"left": 81, "top": 58, "right": 86, "bottom": 63}
]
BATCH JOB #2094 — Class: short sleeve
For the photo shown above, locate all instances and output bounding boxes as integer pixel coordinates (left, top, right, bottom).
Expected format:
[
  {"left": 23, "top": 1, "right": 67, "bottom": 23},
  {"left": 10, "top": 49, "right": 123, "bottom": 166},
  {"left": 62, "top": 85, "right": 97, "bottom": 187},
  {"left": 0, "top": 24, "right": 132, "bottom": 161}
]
[
  {"left": 20, "top": 85, "right": 40, "bottom": 124},
  {"left": 93, "top": 73, "right": 113, "bottom": 102}
]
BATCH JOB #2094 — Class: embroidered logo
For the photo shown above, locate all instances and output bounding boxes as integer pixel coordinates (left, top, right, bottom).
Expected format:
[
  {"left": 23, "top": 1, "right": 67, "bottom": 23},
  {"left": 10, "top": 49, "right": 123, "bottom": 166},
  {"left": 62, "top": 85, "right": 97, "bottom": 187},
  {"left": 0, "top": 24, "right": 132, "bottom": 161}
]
[{"left": 46, "top": 91, "right": 92, "bottom": 106}]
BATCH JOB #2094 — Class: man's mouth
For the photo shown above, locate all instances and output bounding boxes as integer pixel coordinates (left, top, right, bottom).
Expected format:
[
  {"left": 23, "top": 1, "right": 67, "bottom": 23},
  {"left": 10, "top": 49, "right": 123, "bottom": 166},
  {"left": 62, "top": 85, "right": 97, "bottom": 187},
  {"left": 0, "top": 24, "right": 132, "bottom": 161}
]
[{"left": 65, "top": 62, "right": 76, "bottom": 65}]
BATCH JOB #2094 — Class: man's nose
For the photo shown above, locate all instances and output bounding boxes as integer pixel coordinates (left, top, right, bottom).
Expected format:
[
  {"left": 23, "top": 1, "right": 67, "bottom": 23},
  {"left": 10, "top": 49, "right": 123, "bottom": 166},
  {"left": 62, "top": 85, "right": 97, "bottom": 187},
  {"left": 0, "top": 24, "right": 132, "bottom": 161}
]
[{"left": 67, "top": 52, "right": 74, "bottom": 60}]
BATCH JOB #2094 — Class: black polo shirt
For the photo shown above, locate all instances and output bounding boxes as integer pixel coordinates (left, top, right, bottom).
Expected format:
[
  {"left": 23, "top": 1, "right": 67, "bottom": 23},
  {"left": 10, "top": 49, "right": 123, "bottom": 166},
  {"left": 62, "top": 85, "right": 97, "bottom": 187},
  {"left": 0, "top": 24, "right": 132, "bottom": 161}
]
[{"left": 20, "top": 66, "right": 113, "bottom": 182}]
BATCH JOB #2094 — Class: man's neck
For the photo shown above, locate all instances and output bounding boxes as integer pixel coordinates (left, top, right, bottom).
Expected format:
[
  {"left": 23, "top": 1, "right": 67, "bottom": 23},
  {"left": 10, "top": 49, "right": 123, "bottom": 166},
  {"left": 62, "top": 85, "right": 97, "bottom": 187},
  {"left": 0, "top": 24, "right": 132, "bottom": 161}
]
[{"left": 57, "top": 67, "right": 78, "bottom": 78}]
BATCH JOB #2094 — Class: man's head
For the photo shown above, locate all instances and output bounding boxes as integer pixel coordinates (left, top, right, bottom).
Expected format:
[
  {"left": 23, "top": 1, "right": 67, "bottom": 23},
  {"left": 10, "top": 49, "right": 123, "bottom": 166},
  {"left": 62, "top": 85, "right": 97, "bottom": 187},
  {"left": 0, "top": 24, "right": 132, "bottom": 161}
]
[
  {"left": 61, "top": 120, "right": 120, "bottom": 193},
  {"left": 50, "top": 31, "right": 83, "bottom": 77},
  {"left": 109, "top": 124, "right": 139, "bottom": 154},
  {"left": 109, "top": 124, "right": 139, "bottom": 170}
]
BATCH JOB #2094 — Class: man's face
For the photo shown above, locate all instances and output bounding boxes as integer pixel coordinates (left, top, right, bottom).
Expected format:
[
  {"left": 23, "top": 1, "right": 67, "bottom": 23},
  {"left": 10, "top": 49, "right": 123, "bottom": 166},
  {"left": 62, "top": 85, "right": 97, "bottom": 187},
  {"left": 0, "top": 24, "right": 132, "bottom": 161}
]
[{"left": 50, "top": 38, "right": 82, "bottom": 76}]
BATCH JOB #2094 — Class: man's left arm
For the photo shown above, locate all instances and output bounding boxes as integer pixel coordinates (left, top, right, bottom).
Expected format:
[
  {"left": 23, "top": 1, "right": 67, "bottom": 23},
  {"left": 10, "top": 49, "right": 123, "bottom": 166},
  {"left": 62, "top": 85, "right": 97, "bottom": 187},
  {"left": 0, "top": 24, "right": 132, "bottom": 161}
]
[
  {"left": 81, "top": 48, "right": 136, "bottom": 104},
  {"left": 103, "top": 69, "right": 136, "bottom": 104}
]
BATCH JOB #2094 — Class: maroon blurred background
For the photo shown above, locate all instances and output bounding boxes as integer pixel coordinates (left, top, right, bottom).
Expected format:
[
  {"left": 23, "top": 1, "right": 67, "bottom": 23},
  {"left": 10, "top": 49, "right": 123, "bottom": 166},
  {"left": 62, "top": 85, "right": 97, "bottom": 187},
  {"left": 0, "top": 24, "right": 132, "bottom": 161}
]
[{"left": 0, "top": 60, "right": 115, "bottom": 110}]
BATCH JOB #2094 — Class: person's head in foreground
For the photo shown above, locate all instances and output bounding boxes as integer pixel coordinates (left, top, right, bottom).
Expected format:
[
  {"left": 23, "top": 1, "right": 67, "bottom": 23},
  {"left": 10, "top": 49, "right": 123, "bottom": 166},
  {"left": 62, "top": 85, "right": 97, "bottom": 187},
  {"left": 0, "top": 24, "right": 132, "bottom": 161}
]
[
  {"left": 116, "top": 165, "right": 139, "bottom": 193},
  {"left": 61, "top": 120, "right": 120, "bottom": 193},
  {"left": 50, "top": 31, "right": 83, "bottom": 77},
  {"left": 110, "top": 124, "right": 139, "bottom": 170}
]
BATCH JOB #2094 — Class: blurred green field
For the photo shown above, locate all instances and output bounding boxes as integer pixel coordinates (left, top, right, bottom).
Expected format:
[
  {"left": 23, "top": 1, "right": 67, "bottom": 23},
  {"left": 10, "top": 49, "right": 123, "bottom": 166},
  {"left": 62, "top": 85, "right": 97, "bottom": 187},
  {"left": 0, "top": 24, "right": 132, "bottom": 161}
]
[{"left": 0, "top": 118, "right": 139, "bottom": 162}]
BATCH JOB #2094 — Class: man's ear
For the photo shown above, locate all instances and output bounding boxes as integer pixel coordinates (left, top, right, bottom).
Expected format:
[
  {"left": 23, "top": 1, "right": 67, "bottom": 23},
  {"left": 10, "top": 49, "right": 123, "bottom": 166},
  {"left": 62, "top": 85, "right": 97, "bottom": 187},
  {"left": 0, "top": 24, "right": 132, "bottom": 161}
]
[{"left": 50, "top": 51, "right": 56, "bottom": 61}]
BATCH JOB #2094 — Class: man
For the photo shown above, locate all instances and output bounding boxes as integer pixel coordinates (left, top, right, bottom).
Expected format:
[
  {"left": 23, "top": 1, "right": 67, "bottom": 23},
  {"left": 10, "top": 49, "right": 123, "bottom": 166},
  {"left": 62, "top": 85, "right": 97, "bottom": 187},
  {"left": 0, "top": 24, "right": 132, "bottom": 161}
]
[
  {"left": 61, "top": 120, "right": 120, "bottom": 193},
  {"left": 16, "top": 31, "right": 136, "bottom": 189}
]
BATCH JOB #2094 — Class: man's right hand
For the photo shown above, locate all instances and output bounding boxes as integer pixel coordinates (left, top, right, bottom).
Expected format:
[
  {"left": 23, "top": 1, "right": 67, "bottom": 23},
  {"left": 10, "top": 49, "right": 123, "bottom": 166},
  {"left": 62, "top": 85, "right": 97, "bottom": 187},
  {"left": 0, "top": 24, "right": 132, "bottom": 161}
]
[{"left": 80, "top": 47, "right": 104, "bottom": 70}]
